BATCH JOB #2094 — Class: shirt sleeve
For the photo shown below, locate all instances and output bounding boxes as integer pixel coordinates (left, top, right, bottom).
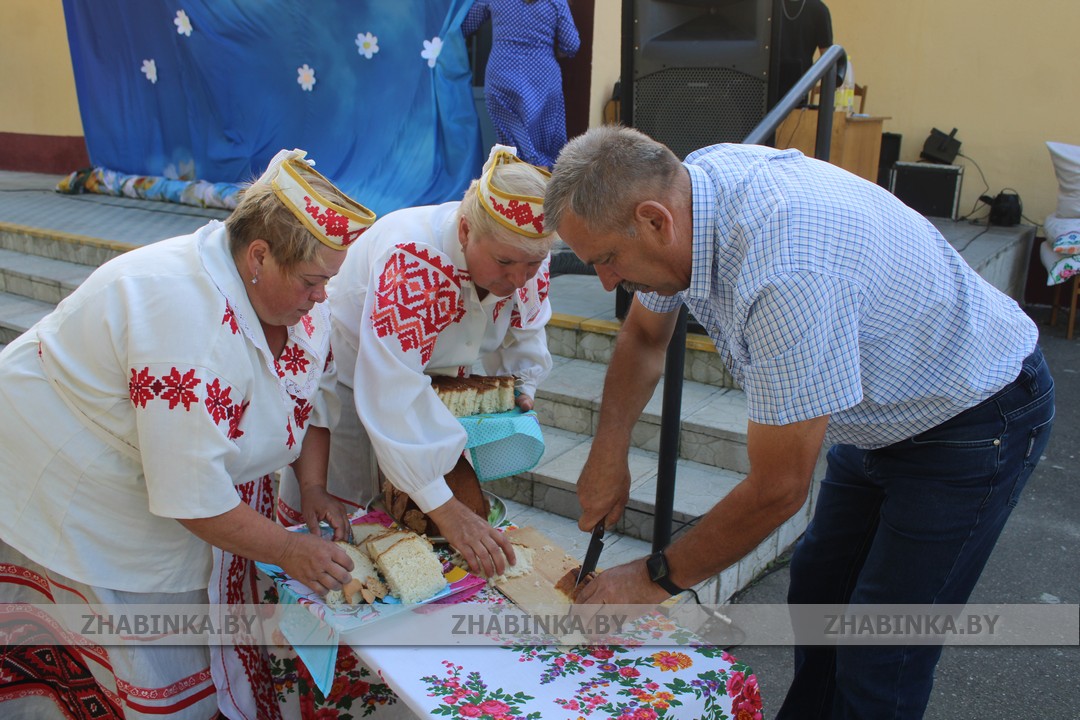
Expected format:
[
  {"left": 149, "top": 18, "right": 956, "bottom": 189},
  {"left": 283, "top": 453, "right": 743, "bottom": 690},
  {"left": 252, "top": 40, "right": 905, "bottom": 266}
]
[
  {"left": 352, "top": 242, "right": 470, "bottom": 513},
  {"left": 131, "top": 362, "right": 245, "bottom": 519},
  {"left": 555, "top": 1, "right": 581, "bottom": 57},
  {"left": 739, "top": 272, "right": 863, "bottom": 425},
  {"left": 481, "top": 260, "right": 553, "bottom": 398},
  {"left": 461, "top": 0, "right": 490, "bottom": 38}
]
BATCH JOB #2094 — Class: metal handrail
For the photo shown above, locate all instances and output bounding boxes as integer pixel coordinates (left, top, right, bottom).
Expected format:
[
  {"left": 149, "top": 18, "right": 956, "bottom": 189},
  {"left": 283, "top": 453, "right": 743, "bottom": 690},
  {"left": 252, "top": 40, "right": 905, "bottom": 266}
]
[{"left": 651, "top": 45, "right": 848, "bottom": 552}]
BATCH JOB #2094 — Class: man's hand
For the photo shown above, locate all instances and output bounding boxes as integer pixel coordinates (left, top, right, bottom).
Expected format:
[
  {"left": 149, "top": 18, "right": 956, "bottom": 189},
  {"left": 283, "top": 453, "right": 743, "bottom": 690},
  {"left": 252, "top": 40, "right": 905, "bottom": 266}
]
[
  {"left": 427, "top": 497, "right": 516, "bottom": 577},
  {"left": 300, "top": 485, "right": 352, "bottom": 541},
  {"left": 573, "top": 558, "right": 671, "bottom": 605},
  {"left": 576, "top": 449, "right": 631, "bottom": 533}
]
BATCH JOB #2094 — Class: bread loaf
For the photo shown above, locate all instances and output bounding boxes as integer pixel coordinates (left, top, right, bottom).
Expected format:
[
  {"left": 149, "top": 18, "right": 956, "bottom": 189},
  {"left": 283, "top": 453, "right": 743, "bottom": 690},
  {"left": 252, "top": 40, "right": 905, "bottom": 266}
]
[
  {"left": 383, "top": 455, "right": 490, "bottom": 537},
  {"left": 363, "top": 529, "right": 447, "bottom": 604},
  {"left": 430, "top": 374, "right": 515, "bottom": 417}
]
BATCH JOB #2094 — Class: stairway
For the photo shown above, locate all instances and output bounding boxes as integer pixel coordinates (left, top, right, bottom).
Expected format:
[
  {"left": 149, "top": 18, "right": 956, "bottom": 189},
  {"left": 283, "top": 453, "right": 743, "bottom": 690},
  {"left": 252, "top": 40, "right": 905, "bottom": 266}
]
[{"left": 0, "top": 197, "right": 817, "bottom": 604}]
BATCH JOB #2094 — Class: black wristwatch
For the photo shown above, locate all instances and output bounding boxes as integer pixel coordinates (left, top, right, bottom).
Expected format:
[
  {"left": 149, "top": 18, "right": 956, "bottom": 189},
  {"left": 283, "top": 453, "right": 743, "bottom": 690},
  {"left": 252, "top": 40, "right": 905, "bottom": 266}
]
[{"left": 646, "top": 550, "right": 685, "bottom": 596}]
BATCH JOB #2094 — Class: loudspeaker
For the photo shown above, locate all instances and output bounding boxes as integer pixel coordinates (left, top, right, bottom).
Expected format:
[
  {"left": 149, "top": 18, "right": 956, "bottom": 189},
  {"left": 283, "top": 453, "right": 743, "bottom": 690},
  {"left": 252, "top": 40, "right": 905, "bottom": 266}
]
[
  {"left": 877, "top": 132, "right": 901, "bottom": 188},
  {"left": 621, "top": 0, "right": 773, "bottom": 159},
  {"left": 889, "top": 162, "right": 964, "bottom": 220}
]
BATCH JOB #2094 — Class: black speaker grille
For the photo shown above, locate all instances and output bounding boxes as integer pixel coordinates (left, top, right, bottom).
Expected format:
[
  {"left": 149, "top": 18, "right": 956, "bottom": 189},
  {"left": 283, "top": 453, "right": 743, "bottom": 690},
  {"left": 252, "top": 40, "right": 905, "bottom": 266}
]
[{"left": 633, "top": 67, "right": 766, "bottom": 159}]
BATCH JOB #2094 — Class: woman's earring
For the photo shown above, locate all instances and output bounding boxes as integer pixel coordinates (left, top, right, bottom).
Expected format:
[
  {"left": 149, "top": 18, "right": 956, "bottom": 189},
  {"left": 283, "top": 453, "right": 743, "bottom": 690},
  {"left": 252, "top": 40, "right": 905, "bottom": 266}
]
[{"left": 251, "top": 269, "right": 259, "bottom": 285}]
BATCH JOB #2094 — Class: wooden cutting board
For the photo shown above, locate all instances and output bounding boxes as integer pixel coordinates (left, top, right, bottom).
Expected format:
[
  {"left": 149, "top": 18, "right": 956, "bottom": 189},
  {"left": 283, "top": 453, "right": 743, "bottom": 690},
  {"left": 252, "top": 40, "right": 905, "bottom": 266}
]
[{"left": 495, "top": 526, "right": 581, "bottom": 614}]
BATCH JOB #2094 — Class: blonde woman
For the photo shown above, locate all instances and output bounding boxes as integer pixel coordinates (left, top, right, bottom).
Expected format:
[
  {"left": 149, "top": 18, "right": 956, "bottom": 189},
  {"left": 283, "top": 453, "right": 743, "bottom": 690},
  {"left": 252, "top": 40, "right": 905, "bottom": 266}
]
[
  {"left": 0, "top": 149, "right": 375, "bottom": 719},
  {"left": 279, "top": 145, "right": 555, "bottom": 577}
]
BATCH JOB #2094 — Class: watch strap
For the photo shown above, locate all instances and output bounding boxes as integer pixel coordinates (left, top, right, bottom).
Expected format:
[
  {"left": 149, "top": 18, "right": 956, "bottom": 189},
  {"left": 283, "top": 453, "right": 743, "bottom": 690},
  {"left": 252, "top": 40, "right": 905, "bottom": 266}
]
[{"left": 647, "top": 550, "right": 685, "bottom": 596}]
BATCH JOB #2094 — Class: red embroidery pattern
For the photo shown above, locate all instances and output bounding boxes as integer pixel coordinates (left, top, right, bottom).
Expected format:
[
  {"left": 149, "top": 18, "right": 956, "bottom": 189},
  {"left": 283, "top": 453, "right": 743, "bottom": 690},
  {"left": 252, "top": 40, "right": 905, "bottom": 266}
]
[
  {"left": 510, "top": 268, "right": 550, "bottom": 328},
  {"left": 292, "top": 395, "right": 312, "bottom": 430},
  {"left": 160, "top": 368, "right": 201, "bottom": 410},
  {"left": 285, "top": 419, "right": 295, "bottom": 449},
  {"left": 536, "top": 267, "right": 551, "bottom": 303},
  {"left": 301, "top": 314, "right": 314, "bottom": 337},
  {"left": 222, "top": 302, "right": 239, "bottom": 334},
  {"left": 279, "top": 343, "right": 310, "bottom": 375},
  {"left": 324, "top": 346, "right": 334, "bottom": 372},
  {"left": 128, "top": 367, "right": 201, "bottom": 410},
  {"left": 129, "top": 368, "right": 159, "bottom": 408},
  {"left": 371, "top": 244, "right": 465, "bottom": 364},
  {"left": 228, "top": 400, "right": 249, "bottom": 441},
  {"left": 493, "top": 297, "right": 510, "bottom": 322},
  {"left": 303, "top": 195, "right": 366, "bottom": 247},
  {"left": 204, "top": 378, "right": 234, "bottom": 424},
  {"left": 488, "top": 195, "right": 545, "bottom": 234},
  {"left": 130, "top": 368, "right": 249, "bottom": 442},
  {"left": 225, "top": 476, "right": 282, "bottom": 720}
]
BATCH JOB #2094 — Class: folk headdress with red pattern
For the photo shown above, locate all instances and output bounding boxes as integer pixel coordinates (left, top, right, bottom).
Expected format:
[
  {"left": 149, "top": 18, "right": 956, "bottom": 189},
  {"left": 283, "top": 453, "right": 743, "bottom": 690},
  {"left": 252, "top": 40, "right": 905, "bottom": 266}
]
[
  {"left": 259, "top": 148, "right": 376, "bottom": 250},
  {"left": 478, "top": 146, "right": 552, "bottom": 239}
]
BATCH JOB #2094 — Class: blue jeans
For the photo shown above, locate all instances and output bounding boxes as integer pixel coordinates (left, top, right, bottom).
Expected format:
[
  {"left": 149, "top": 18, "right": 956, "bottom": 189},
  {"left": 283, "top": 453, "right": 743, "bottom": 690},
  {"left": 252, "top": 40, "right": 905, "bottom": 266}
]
[{"left": 777, "top": 346, "right": 1055, "bottom": 720}]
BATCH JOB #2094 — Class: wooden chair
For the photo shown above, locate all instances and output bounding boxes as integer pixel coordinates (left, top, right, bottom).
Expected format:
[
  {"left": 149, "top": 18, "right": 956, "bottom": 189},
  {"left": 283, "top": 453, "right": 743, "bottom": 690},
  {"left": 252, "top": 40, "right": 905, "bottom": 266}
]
[{"left": 1049, "top": 273, "right": 1080, "bottom": 340}]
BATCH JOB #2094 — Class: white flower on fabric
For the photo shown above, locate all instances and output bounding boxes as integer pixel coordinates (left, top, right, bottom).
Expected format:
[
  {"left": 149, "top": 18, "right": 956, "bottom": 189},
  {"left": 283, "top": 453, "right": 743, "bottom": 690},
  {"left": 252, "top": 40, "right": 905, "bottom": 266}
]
[
  {"left": 420, "top": 36, "right": 443, "bottom": 68},
  {"left": 355, "top": 32, "right": 379, "bottom": 59},
  {"left": 174, "top": 10, "right": 193, "bottom": 37},
  {"left": 297, "top": 64, "right": 316, "bottom": 91},
  {"left": 141, "top": 59, "right": 158, "bottom": 84}
]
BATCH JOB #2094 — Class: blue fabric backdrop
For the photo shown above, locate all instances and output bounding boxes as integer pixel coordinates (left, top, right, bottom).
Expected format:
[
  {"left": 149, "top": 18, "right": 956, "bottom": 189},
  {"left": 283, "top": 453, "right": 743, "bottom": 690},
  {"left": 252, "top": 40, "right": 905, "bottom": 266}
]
[{"left": 61, "top": 0, "right": 482, "bottom": 215}]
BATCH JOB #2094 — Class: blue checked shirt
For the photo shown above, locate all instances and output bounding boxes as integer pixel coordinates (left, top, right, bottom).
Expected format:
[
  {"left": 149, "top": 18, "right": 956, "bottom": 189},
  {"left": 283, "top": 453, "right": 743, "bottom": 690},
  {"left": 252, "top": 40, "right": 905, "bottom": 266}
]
[{"left": 637, "top": 144, "right": 1037, "bottom": 449}]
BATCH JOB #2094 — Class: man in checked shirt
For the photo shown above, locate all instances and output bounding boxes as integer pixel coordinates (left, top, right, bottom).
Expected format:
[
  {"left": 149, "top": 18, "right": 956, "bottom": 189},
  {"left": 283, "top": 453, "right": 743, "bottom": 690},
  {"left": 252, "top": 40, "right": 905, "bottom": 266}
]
[{"left": 544, "top": 125, "right": 1055, "bottom": 720}]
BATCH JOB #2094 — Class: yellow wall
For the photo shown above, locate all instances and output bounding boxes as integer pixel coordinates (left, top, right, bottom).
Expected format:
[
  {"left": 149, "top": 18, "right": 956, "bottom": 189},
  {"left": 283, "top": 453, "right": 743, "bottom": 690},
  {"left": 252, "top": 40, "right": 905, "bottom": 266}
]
[
  {"left": 9, "top": 0, "right": 1079, "bottom": 226},
  {"left": 587, "top": 0, "right": 1080, "bottom": 227},
  {"left": 1, "top": 0, "right": 82, "bottom": 136},
  {"left": 827, "top": 0, "right": 1080, "bottom": 228}
]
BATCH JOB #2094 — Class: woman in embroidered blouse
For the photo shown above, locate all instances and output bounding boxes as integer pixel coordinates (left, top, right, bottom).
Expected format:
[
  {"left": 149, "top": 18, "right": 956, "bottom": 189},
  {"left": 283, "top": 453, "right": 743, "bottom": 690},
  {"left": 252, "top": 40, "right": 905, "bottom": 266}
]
[
  {"left": 0, "top": 149, "right": 375, "bottom": 720},
  {"left": 279, "top": 145, "right": 555, "bottom": 577}
]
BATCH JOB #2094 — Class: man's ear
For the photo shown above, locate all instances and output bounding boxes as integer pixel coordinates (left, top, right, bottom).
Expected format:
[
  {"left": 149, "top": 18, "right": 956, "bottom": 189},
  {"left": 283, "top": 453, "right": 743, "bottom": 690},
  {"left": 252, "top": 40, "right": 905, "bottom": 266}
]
[{"left": 635, "top": 200, "right": 674, "bottom": 245}]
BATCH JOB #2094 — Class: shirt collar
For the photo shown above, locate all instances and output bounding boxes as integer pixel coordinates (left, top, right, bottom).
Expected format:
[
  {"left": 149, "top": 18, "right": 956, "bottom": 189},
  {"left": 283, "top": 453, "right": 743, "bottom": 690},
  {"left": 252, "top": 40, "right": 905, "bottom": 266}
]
[{"left": 684, "top": 162, "right": 717, "bottom": 301}]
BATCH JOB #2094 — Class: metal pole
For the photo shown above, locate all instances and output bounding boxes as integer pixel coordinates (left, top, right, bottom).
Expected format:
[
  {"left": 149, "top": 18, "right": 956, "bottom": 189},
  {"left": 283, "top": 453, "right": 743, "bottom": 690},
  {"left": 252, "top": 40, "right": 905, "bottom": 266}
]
[{"left": 652, "top": 306, "right": 687, "bottom": 552}]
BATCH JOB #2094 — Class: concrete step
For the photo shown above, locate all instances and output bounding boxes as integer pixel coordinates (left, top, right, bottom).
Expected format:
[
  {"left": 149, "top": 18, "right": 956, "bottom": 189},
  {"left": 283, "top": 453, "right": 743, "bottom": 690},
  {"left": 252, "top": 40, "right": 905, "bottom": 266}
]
[
  {"left": 548, "top": 275, "right": 737, "bottom": 390},
  {"left": 535, "top": 356, "right": 753, "bottom": 475},
  {"left": 0, "top": 221, "right": 130, "bottom": 267},
  {"left": 0, "top": 247, "right": 95, "bottom": 305},
  {"left": 0, "top": 291, "right": 53, "bottom": 344}
]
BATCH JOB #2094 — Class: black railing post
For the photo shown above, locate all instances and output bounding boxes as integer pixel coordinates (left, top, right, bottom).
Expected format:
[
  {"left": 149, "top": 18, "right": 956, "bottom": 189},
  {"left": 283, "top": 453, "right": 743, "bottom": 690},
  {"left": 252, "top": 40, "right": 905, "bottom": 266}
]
[{"left": 652, "top": 305, "right": 687, "bottom": 552}]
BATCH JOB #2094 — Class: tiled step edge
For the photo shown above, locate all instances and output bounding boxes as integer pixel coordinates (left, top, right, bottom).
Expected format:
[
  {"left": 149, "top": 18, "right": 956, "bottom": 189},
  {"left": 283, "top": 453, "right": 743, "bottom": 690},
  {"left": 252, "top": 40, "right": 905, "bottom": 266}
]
[
  {"left": 487, "top": 426, "right": 818, "bottom": 604},
  {"left": 535, "top": 356, "right": 753, "bottom": 475},
  {"left": 548, "top": 312, "right": 738, "bottom": 390},
  {"left": 0, "top": 247, "right": 96, "bottom": 305},
  {"left": 0, "top": 221, "right": 132, "bottom": 267},
  {"left": 0, "top": 291, "right": 53, "bottom": 344}
]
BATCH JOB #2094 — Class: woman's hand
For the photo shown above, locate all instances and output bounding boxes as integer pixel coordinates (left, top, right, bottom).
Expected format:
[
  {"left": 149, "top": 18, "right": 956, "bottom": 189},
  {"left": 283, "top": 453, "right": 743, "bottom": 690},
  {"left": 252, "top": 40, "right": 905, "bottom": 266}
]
[
  {"left": 277, "top": 531, "right": 355, "bottom": 596},
  {"left": 515, "top": 392, "right": 534, "bottom": 412},
  {"left": 300, "top": 485, "right": 352, "bottom": 541},
  {"left": 427, "top": 498, "right": 516, "bottom": 577}
]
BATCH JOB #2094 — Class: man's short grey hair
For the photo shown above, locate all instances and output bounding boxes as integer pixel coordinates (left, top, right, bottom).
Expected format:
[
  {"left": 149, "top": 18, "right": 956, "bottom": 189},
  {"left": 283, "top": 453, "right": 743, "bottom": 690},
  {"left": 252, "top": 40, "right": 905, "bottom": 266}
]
[{"left": 546, "top": 126, "right": 683, "bottom": 234}]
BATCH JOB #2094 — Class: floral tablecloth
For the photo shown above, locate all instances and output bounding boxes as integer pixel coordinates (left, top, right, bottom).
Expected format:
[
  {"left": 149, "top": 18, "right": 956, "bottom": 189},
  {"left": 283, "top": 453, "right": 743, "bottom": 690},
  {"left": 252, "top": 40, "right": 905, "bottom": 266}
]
[{"left": 261, "top": 518, "right": 762, "bottom": 719}]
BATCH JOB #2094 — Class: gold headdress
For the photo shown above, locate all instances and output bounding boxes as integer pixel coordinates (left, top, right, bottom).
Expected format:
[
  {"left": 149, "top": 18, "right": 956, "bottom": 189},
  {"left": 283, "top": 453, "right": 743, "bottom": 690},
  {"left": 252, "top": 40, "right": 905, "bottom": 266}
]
[
  {"left": 259, "top": 148, "right": 376, "bottom": 250},
  {"left": 478, "top": 145, "right": 551, "bottom": 238}
]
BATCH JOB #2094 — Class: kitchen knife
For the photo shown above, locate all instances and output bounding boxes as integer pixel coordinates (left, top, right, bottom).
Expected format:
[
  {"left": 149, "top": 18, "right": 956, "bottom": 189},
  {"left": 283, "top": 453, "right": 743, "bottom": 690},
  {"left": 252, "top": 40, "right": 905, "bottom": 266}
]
[{"left": 575, "top": 522, "right": 605, "bottom": 587}]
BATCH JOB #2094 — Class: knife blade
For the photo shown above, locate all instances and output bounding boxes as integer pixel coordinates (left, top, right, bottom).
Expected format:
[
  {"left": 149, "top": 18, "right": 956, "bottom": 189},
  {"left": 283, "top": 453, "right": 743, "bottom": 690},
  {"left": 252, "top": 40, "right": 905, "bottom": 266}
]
[{"left": 575, "top": 522, "right": 605, "bottom": 587}]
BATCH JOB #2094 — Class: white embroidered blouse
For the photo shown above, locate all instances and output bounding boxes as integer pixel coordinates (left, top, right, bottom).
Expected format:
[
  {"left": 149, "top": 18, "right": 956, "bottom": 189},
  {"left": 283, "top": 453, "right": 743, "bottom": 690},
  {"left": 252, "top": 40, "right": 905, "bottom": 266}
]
[
  {"left": 0, "top": 222, "right": 338, "bottom": 592},
  {"left": 328, "top": 202, "right": 552, "bottom": 512}
]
